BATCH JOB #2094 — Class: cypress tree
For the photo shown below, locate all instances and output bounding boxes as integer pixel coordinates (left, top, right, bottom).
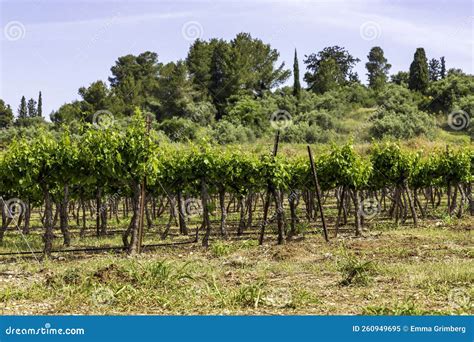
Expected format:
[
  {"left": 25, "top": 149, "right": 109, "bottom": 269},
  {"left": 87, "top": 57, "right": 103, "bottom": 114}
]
[
  {"left": 408, "top": 48, "right": 429, "bottom": 93},
  {"left": 440, "top": 56, "right": 446, "bottom": 79},
  {"left": 18, "top": 96, "right": 27, "bottom": 119},
  {"left": 293, "top": 49, "right": 301, "bottom": 100},
  {"left": 37, "top": 91, "right": 43, "bottom": 117}
]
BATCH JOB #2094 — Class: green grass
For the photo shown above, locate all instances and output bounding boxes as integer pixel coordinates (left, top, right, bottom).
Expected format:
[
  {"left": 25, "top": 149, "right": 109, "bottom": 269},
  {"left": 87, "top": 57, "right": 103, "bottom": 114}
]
[{"left": 0, "top": 217, "right": 472, "bottom": 315}]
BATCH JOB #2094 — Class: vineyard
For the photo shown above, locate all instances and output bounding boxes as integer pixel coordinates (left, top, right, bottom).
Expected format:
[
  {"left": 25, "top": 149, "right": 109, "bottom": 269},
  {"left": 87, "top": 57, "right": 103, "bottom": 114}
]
[{"left": 0, "top": 114, "right": 473, "bottom": 258}]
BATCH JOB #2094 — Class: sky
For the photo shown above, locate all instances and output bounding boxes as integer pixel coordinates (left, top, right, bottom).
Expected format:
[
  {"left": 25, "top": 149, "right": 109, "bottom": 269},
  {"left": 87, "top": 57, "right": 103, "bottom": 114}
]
[{"left": 0, "top": 0, "right": 472, "bottom": 118}]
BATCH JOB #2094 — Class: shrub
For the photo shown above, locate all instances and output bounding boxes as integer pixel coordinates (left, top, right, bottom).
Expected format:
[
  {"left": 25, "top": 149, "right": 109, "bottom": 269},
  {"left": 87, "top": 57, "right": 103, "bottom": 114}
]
[
  {"left": 211, "top": 120, "right": 255, "bottom": 144},
  {"left": 369, "top": 108, "right": 434, "bottom": 139},
  {"left": 157, "top": 117, "right": 199, "bottom": 142},
  {"left": 427, "top": 74, "right": 474, "bottom": 114},
  {"left": 225, "top": 95, "right": 278, "bottom": 136},
  {"left": 297, "top": 110, "right": 336, "bottom": 130},
  {"left": 281, "top": 121, "right": 333, "bottom": 144},
  {"left": 370, "top": 84, "right": 434, "bottom": 139}
]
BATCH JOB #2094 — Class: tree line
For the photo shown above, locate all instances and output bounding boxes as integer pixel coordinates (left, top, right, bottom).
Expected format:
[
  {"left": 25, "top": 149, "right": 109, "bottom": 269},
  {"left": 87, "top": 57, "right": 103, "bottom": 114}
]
[{"left": 1, "top": 32, "right": 465, "bottom": 133}]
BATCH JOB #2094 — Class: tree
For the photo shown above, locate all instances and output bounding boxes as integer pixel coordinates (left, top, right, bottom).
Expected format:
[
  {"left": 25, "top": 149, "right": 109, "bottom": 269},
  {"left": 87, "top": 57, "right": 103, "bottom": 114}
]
[
  {"left": 18, "top": 96, "right": 27, "bottom": 119},
  {"left": 187, "top": 33, "right": 290, "bottom": 117},
  {"left": 428, "top": 58, "right": 441, "bottom": 81},
  {"left": 27, "top": 98, "right": 37, "bottom": 117},
  {"left": 109, "top": 51, "right": 162, "bottom": 114},
  {"left": 366, "top": 47, "right": 391, "bottom": 91},
  {"left": 391, "top": 71, "right": 409, "bottom": 86},
  {"left": 230, "top": 33, "right": 290, "bottom": 95},
  {"left": 309, "top": 58, "right": 340, "bottom": 94},
  {"left": 51, "top": 101, "right": 82, "bottom": 124},
  {"left": 304, "top": 46, "right": 360, "bottom": 93},
  {"left": 0, "top": 99, "right": 14, "bottom": 128},
  {"left": 426, "top": 73, "right": 474, "bottom": 113},
  {"left": 37, "top": 91, "right": 43, "bottom": 118},
  {"left": 440, "top": 56, "right": 446, "bottom": 79},
  {"left": 293, "top": 49, "right": 301, "bottom": 100},
  {"left": 408, "top": 48, "right": 429, "bottom": 93},
  {"left": 154, "top": 61, "right": 197, "bottom": 121},
  {"left": 186, "top": 39, "right": 219, "bottom": 98}
]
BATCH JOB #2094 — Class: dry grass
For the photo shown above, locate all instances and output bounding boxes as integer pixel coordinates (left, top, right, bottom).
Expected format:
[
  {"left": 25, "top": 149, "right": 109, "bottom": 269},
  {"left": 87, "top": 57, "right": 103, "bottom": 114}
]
[{"left": 0, "top": 219, "right": 472, "bottom": 316}]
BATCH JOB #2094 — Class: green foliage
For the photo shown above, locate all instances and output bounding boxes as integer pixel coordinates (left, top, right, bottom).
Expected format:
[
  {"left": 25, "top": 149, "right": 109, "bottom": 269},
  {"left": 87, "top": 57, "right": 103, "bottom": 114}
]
[
  {"left": 366, "top": 46, "right": 391, "bottom": 91},
  {"left": 17, "top": 96, "right": 27, "bottom": 119},
  {"left": 408, "top": 48, "right": 429, "bottom": 93},
  {"left": 317, "top": 143, "right": 371, "bottom": 190},
  {"left": 281, "top": 121, "right": 332, "bottom": 144},
  {"left": 304, "top": 46, "right": 360, "bottom": 93},
  {"left": 210, "top": 241, "right": 231, "bottom": 257},
  {"left": 293, "top": 49, "right": 301, "bottom": 100},
  {"left": 154, "top": 61, "right": 197, "bottom": 121},
  {"left": 37, "top": 91, "right": 43, "bottom": 118},
  {"left": 369, "top": 142, "right": 417, "bottom": 187},
  {"left": 188, "top": 33, "right": 290, "bottom": 118},
  {"left": 426, "top": 74, "right": 474, "bottom": 114},
  {"left": 370, "top": 84, "right": 434, "bottom": 139},
  {"left": 225, "top": 95, "right": 278, "bottom": 136},
  {"left": 27, "top": 98, "right": 37, "bottom": 117},
  {"left": 109, "top": 51, "right": 162, "bottom": 115},
  {"left": 390, "top": 71, "right": 409, "bottom": 86},
  {"left": 157, "top": 117, "right": 199, "bottom": 142},
  {"left": 428, "top": 58, "right": 442, "bottom": 81},
  {"left": 211, "top": 120, "right": 255, "bottom": 144},
  {"left": 0, "top": 99, "right": 14, "bottom": 128}
]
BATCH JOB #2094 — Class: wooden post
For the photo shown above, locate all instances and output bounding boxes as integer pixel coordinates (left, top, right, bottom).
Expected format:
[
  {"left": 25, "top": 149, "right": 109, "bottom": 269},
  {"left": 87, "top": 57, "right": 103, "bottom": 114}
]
[
  {"left": 137, "top": 115, "right": 152, "bottom": 253},
  {"left": 307, "top": 145, "right": 329, "bottom": 242}
]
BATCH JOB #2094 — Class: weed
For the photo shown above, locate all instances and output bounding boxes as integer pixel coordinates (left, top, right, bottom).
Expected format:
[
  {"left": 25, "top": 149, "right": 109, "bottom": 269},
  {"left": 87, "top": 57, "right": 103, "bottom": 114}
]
[
  {"left": 211, "top": 241, "right": 231, "bottom": 257},
  {"left": 233, "top": 282, "right": 264, "bottom": 308},
  {"left": 337, "top": 248, "right": 377, "bottom": 286}
]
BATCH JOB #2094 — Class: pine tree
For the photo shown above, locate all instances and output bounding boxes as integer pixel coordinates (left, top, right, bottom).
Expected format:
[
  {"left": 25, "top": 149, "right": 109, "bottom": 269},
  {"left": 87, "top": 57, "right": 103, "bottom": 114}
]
[
  {"left": 365, "top": 46, "right": 391, "bottom": 91},
  {"left": 27, "top": 98, "right": 38, "bottom": 117},
  {"left": 408, "top": 48, "right": 429, "bottom": 93},
  {"left": 428, "top": 58, "right": 441, "bottom": 81},
  {"left": 292, "top": 49, "right": 301, "bottom": 100},
  {"left": 0, "top": 99, "right": 14, "bottom": 128},
  {"left": 440, "top": 56, "right": 446, "bottom": 79},
  {"left": 37, "top": 91, "right": 43, "bottom": 117},
  {"left": 18, "top": 96, "right": 27, "bottom": 119}
]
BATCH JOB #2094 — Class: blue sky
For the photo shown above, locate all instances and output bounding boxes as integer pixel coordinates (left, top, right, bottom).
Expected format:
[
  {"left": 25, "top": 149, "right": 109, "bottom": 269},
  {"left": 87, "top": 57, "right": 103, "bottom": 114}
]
[{"left": 0, "top": 0, "right": 472, "bottom": 118}]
